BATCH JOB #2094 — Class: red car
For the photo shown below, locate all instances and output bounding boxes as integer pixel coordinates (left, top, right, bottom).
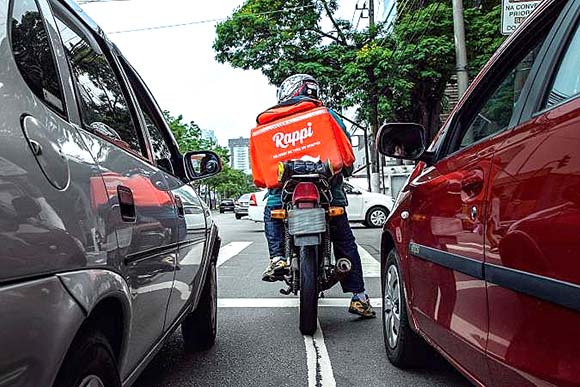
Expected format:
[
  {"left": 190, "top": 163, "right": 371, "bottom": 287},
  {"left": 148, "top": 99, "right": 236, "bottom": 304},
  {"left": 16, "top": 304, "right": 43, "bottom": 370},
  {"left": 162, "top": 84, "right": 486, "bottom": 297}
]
[{"left": 377, "top": 0, "right": 580, "bottom": 385}]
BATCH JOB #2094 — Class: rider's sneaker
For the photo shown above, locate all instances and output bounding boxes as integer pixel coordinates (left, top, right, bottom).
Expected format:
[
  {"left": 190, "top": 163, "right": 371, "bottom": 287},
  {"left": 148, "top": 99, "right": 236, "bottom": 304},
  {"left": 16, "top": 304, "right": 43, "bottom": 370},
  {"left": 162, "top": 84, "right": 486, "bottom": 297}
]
[
  {"left": 261, "top": 258, "right": 288, "bottom": 282},
  {"left": 348, "top": 295, "right": 376, "bottom": 318}
]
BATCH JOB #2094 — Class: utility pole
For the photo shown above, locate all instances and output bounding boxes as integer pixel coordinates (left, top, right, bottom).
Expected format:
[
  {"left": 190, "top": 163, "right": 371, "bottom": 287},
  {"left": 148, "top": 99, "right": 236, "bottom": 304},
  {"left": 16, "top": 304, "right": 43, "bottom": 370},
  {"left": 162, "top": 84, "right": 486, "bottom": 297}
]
[
  {"left": 367, "top": 0, "right": 381, "bottom": 192},
  {"left": 452, "top": 0, "right": 469, "bottom": 97}
]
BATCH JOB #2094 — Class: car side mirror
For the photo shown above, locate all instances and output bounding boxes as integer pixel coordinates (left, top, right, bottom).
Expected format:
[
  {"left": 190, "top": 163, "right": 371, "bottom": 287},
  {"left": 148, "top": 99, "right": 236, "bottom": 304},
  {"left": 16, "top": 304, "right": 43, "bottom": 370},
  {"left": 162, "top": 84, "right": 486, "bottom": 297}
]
[
  {"left": 183, "top": 151, "right": 222, "bottom": 181},
  {"left": 376, "top": 123, "right": 429, "bottom": 162}
]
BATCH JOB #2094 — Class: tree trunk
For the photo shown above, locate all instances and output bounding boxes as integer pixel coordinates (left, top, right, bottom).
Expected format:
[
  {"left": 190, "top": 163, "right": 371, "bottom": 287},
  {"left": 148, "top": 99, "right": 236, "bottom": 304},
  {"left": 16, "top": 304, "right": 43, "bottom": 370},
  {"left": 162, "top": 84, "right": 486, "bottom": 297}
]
[{"left": 419, "top": 97, "right": 443, "bottom": 142}]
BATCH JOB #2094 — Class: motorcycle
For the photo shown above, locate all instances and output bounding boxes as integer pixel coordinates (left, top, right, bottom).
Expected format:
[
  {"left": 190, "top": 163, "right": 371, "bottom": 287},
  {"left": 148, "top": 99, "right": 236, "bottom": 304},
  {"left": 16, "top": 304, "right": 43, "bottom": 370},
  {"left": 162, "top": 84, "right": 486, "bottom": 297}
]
[{"left": 274, "top": 160, "right": 353, "bottom": 335}]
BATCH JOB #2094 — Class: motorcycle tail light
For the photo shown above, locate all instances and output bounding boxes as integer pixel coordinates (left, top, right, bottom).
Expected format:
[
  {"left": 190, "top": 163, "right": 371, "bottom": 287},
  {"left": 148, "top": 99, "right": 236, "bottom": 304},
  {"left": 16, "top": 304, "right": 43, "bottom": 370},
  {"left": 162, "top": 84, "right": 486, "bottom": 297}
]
[
  {"left": 249, "top": 193, "right": 257, "bottom": 206},
  {"left": 328, "top": 206, "right": 345, "bottom": 217},
  {"left": 270, "top": 209, "right": 287, "bottom": 219},
  {"left": 293, "top": 182, "right": 319, "bottom": 204}
]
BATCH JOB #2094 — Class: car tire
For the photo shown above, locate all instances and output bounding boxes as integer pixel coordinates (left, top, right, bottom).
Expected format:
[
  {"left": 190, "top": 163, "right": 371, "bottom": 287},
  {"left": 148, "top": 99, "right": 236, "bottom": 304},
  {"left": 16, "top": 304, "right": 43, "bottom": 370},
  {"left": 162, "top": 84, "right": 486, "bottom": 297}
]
[
  {"left": 53, "top": 325, "right": 121, "bottom": 387},
  {"left": 365, "top": 206, "right": 389, "bottom": 228},
  {"left": 220, "top": 209, "right": 224, "bottom": 213},
  {"left": 383, "top": 248, "right": 430, "bottom": 368},
  {"left": 235, "top": 214, "right": 242, "bottom": 220},
  {"left": 182, "top": 261, "right": 217, "bottom": 352}
]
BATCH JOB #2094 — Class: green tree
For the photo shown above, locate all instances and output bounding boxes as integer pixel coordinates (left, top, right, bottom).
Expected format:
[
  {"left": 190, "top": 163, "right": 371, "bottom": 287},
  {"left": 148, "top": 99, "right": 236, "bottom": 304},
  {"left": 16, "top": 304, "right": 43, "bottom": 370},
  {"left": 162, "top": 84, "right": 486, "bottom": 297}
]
[
  {"left": 163, "top": 111, "right": 255, "bottom": 202},
  {"left": 206, "top": 166, "right": 256, "bottom": 199},
  {"left": 214, "top": 0, "right": 506, "bottom": 142}
]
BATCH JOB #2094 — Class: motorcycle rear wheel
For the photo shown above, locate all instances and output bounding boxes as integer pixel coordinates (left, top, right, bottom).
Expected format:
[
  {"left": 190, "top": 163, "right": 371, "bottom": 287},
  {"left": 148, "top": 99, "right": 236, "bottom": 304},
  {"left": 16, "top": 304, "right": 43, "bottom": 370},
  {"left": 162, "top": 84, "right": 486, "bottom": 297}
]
[{"left": 299, "top": 245, "right": 319, "bottom": 335}]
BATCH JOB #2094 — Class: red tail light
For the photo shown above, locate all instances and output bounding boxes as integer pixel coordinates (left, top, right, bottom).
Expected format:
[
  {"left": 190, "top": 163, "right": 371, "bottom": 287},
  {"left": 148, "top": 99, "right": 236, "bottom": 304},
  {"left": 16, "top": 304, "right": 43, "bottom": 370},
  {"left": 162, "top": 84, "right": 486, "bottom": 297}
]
[
  {"left": 292, "top": 182, "right": 319, "bottom": 204},
  {"left": 249, "top": 193, "right": 257, "bottom": 206}
]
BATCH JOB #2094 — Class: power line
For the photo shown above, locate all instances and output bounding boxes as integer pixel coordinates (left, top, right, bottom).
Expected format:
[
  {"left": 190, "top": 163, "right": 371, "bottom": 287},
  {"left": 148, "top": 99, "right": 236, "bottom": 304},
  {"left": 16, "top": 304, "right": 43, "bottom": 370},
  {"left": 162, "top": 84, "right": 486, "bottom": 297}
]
[
  {"left": 350, "top": 1, "right": 359, "bottom": 27},
  {"left": 355, "top": 13, "right": 363, "bottom": 30},
  {"left": 375, "top": 1, "right": 444, "bottom": 98},
  {"left": 77, "top": 0, "right": 132, "bottom": 4},
  {"left": 106, "top": 3, "right": 318, "bottom": 34}
]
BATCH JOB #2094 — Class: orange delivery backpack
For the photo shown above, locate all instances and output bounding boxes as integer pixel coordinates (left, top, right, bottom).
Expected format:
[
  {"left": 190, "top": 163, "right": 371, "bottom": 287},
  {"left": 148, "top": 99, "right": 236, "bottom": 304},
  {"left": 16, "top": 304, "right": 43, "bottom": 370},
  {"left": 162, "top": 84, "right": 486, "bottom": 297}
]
[{"left": 250, "top": 99, "right": 355, "bottom": 188}]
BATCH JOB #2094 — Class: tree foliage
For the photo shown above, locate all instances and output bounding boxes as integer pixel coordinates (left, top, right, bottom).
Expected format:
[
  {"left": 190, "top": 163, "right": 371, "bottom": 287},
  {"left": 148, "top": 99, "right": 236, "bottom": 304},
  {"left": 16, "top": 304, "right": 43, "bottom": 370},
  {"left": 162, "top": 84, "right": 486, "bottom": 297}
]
[
  {"left": 214, "top": 0, "right": 506, "bottom": 140},
  {"left": 163, "top": 112, "right": 255, "bottom": 200}
]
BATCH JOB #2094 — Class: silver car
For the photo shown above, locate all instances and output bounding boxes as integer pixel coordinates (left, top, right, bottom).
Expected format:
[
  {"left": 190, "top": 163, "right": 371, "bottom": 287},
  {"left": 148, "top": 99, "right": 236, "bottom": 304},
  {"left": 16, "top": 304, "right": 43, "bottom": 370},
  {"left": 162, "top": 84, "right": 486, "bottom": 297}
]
[
  {"left": 0, "top": 0, "right": 222, "bottom": 385},
  {"left": 234, "top": 193, "right": 252, "bottom": 219}
]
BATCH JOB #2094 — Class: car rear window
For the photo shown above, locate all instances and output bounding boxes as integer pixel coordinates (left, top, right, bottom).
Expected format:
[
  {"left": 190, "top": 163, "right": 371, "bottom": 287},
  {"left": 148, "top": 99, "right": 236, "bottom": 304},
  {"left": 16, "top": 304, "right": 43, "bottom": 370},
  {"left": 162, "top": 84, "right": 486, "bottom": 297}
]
[
  {"left": 544, "top": 23, "right": 580, "bottom": 108},
  {"left": 11, "top": 0, "right": 65, "bottom": 115}
]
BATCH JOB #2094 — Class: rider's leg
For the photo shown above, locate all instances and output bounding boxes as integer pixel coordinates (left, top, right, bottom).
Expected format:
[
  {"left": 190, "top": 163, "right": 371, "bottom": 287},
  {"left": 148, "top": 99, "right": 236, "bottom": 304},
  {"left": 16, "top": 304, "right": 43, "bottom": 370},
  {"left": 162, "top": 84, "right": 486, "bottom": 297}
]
[
  {"left": 330, "top": 212, "right": 365, "bottom": 293},
  {"left": 264, "top": 206, "right": 285, "bottom": 257},
  {"left": 262, "top": 205, "right": 287, "bottom": 281},
  {"left": 330, "top": 211, "right": 376, "bottom": 318}
]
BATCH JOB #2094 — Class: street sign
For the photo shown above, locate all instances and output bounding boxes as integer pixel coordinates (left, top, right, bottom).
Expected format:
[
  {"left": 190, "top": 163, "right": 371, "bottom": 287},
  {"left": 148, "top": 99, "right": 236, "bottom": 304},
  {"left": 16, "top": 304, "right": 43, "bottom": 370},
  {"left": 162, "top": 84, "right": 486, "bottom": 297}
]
[{"left": 501, "top": 0, "right": 541, "bottom": 35}]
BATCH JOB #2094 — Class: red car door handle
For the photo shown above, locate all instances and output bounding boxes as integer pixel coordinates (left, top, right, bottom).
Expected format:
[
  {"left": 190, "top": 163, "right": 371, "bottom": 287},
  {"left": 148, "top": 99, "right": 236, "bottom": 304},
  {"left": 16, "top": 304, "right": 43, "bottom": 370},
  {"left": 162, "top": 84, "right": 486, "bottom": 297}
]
[
  {"left": 117, "top": 185, "right": 136, "bottom": 222},
  {"left": 461, "top": 170, "right": 484, "bottom": 197}
]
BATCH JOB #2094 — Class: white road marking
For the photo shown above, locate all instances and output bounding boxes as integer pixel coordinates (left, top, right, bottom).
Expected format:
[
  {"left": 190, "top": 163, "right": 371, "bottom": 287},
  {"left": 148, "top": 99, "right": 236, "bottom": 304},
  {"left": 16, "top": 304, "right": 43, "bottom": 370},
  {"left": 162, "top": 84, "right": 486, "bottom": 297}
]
[
  {"left": 218, "top": 298, "right": 382, "bottom": 308},
  {"left": 357, "top": 244, "right": 381, "bottom": 278},
  {"left": 217, "top": 241, "right": 253, "bottom": 267},
  {"left": 304, "top": 321, "right": 336, "bottom": 387}
]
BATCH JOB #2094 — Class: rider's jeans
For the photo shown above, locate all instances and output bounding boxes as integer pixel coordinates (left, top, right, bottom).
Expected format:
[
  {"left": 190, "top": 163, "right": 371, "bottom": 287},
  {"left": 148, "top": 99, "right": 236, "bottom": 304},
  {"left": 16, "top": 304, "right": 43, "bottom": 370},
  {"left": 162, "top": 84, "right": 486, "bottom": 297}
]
[{"left": 264, "top": 206, "right": 366, "bottom": 294}]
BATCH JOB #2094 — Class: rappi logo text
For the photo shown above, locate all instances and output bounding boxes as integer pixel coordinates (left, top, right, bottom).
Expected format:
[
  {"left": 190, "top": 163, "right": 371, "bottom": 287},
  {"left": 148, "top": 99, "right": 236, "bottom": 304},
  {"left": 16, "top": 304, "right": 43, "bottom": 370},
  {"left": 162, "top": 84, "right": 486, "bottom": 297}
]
[{"left": 272, "top": 122, "right": 313, "bottom": 149}]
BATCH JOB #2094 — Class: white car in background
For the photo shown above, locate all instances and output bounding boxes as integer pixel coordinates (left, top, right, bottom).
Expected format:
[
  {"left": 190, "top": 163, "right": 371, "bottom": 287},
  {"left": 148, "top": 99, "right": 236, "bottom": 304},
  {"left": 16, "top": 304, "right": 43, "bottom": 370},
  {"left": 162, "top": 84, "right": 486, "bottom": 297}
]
[
  {"left": 248, "top": 190, "right": 268, "bottom": 222},
  {"left": 248, "top": 183, "right": 394, "bottom": 228}
]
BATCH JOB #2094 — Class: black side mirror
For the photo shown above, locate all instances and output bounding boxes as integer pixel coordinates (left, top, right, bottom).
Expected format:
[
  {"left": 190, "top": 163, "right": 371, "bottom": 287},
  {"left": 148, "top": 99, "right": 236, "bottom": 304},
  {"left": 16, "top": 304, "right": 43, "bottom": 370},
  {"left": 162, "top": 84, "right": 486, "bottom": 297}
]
[
  {"left": 376, "top": 123, "right": 428, "bottom": 161},
  {"left": 183, "top": 151, "right": 222, "bottom": 181}
]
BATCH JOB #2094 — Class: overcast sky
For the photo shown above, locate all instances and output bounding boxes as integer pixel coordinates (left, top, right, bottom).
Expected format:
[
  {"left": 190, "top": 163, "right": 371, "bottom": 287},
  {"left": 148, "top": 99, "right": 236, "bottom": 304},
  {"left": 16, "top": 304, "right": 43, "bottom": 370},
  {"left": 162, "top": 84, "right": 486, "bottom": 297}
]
[{"left": 80, "top": 0, "right": 365, "bottom": 146}]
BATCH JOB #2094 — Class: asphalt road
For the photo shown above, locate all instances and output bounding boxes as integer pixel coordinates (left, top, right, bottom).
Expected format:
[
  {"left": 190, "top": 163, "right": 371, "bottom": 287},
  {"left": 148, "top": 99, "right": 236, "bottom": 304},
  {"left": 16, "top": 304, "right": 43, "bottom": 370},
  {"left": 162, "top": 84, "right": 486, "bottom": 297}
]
[{"left": 134, "top": 212, "right": 470, "bottom": 387}]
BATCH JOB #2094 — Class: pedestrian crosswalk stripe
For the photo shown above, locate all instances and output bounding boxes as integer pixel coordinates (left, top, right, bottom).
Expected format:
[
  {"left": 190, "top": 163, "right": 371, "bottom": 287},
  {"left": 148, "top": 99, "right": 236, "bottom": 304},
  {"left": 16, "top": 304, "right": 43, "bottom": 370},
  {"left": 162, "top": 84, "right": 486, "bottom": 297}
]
[
  {"left": 217, "top": 298, "right": 381, "bottom": 308},
  {"left": 357, "top": 244, "right": 381, "bottom": 278},
  {"left": 218, "top": 241, "right": 380, "bottom": 276},
  {"left": 217, "top": 241, "right": 253, "bottom": 267}
]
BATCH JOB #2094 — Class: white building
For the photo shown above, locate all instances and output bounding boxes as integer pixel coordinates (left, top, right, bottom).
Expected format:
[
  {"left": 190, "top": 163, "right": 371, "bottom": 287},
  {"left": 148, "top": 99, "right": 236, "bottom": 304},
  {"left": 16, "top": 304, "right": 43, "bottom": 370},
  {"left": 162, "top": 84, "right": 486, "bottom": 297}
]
[
  {"left": 228, "top": 137, "right": 251, "bottom": 174},
  {"left": 201, "top": 129, "right": 218, "bottom": 143}
]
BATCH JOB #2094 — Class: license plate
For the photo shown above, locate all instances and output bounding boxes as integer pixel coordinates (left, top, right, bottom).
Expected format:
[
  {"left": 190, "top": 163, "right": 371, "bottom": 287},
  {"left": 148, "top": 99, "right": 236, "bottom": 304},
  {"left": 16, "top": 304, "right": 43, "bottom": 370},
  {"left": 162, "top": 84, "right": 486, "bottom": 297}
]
[{"left": 287, "top": 208, "right": 326, "bottom": 235}]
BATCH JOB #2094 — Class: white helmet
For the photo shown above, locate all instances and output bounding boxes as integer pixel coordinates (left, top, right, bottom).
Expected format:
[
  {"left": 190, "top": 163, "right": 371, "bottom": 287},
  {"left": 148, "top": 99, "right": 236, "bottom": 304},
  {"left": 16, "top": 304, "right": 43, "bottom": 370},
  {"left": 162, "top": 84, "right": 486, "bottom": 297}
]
[{"left": 276, "top": 74, "right": 320, "bottom": 103}]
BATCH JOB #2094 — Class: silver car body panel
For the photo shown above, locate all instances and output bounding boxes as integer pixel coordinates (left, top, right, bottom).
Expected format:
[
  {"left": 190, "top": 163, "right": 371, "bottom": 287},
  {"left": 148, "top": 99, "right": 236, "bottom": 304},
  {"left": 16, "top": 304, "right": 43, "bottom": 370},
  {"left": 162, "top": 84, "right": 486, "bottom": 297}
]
[
  {"left": 0, "top": 277, "right": 85, "bottom": 387},
  {"left": 0, "top": 0, "right": 220, "bottom": 385},
  {"left": 57, "top": 269, "right": 133, "bottom": 372}
]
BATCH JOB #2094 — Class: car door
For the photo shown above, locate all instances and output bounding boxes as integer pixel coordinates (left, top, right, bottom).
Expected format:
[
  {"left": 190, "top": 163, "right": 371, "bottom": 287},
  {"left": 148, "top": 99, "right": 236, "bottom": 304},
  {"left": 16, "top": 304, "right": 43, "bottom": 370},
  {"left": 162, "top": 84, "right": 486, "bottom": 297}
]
[
  {"left": 405, "top": 18, "right": 553, "bottom": 383},
  {"left": 0, "top": 1, "right": 113, "bottom": 382},
  {"left": 118, "top": 56, "right": 209, "bottom": 325},
  {"left": 344, "top": 182, "right": 363, "bottom": 219},
  {"left": 484, "top": 0, "right": 580, "bottom": 384},
  {"left": 51, "top": 5, "right": 178, "bottom": 376}
]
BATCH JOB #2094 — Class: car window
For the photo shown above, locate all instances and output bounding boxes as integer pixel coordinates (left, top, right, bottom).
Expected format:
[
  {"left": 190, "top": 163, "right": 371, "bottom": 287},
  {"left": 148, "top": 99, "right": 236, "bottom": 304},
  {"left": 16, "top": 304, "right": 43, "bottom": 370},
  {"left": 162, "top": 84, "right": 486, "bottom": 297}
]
[
  {"left": 11, "top": 0, "right": 65, "bottom": 115},
  {"left": 455, "top": 42, "right": 544, "bottom": 152},
  {"left": 55, "top": 17, "right": 144, "bottom": 156},
  {"left": 142, "top": 109, "right": 173, "bottom": 169},
  {"left": 543, "top": 23, "right": 580, "bottom": 108},
  {"left": 344, "top": 183, "right": 355, "bottom": 194}
]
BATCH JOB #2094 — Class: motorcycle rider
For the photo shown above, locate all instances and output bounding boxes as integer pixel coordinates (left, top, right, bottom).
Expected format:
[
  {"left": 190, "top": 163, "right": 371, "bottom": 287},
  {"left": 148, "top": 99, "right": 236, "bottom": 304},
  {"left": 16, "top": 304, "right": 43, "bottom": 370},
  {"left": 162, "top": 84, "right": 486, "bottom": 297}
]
[{"left": 258, "top": 74, "right": 376, "bottom": 319}]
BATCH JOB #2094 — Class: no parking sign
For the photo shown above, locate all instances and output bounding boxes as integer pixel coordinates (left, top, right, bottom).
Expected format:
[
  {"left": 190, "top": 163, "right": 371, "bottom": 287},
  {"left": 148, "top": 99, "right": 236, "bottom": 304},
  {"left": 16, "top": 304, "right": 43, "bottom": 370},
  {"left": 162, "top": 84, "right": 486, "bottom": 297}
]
[{"left": 501, "top": 0, "right": 542, "bottom": 35}]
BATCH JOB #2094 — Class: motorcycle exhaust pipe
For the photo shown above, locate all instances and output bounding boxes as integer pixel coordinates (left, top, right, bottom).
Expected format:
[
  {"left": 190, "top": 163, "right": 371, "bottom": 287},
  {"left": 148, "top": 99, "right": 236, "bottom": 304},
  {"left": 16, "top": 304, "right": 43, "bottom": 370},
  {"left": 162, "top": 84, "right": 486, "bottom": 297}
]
[{"left": 336, "top": 258, "right": 352, "bottom": 276}]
